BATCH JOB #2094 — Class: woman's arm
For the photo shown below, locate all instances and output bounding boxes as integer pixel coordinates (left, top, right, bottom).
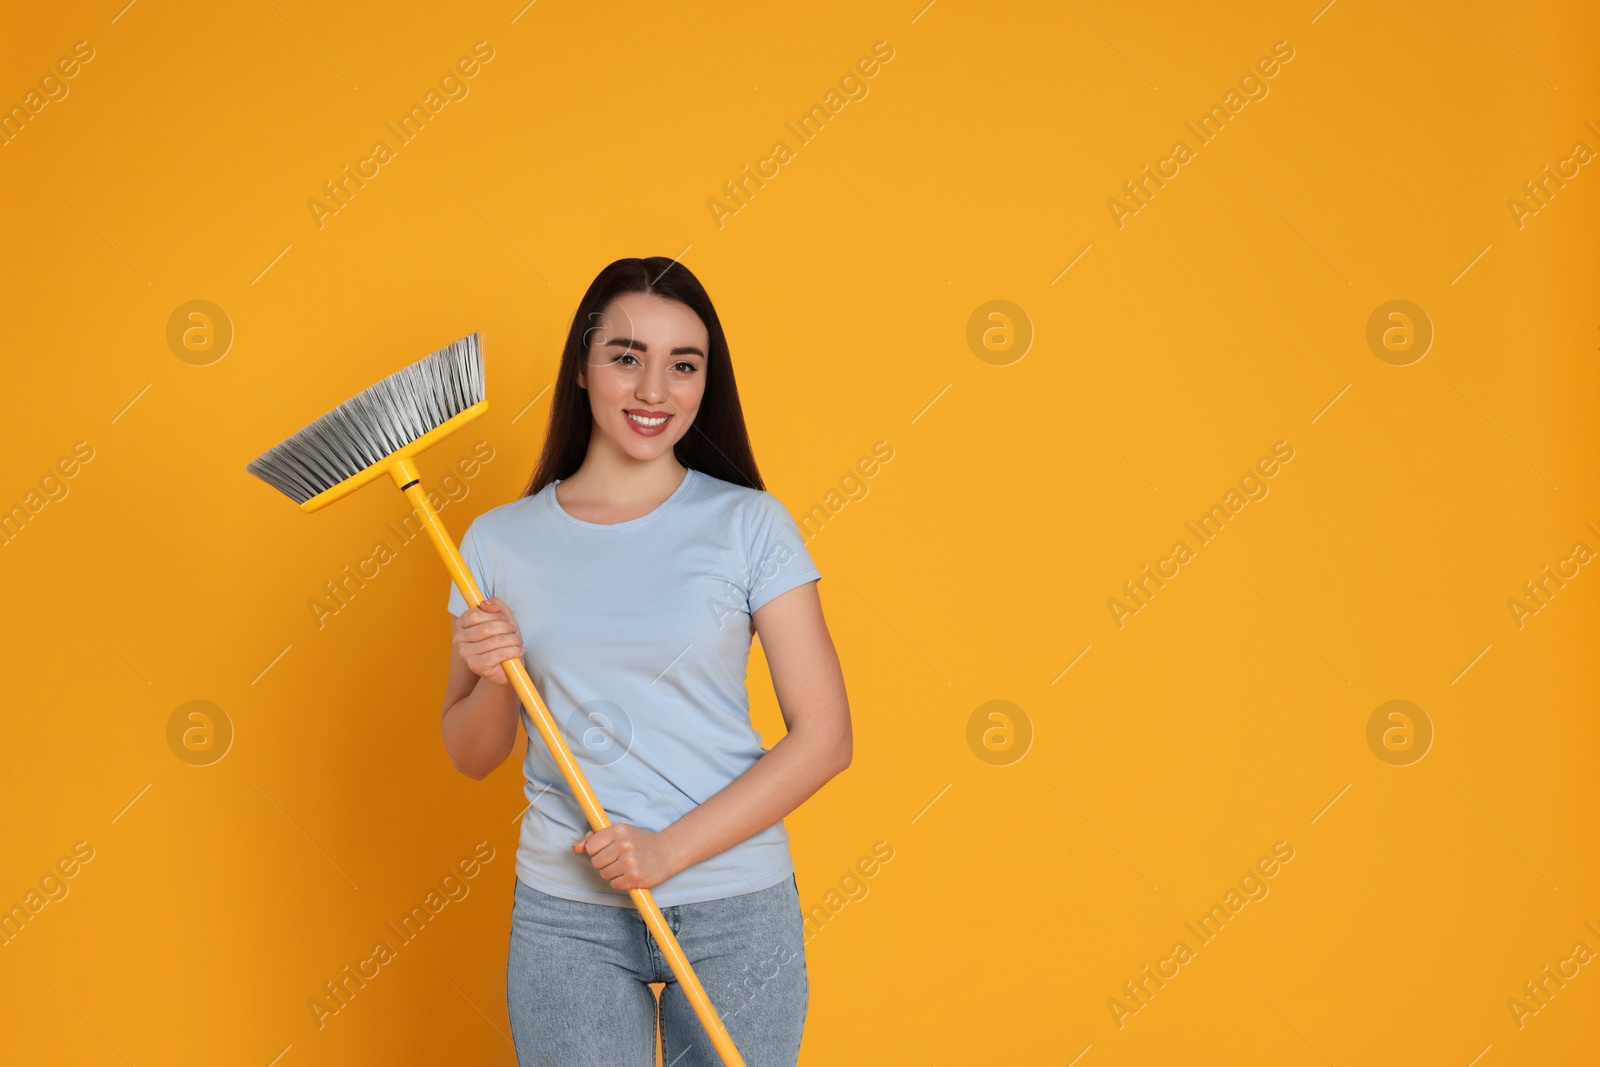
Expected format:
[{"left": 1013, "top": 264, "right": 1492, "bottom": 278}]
[
  {"left": 575, "top": 579, "right": 851, "bottom": 888},
  {"left": 441, "top": 598, "right": 525, "bottom": 780}
]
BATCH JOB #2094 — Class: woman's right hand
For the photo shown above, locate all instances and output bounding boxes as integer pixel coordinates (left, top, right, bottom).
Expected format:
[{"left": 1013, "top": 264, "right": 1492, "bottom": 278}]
[{"left": 452, "top": 596, "right": 527, "bottom": 686}]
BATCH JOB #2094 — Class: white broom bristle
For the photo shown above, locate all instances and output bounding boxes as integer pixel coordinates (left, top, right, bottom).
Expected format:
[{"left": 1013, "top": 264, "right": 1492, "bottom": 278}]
[{"left": 247, "top": 332, "right": 486, "bottom": 504}]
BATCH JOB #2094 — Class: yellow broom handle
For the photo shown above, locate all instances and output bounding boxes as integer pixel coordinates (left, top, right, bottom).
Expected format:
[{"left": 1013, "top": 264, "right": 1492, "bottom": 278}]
[{"left": 392, "top": 460, "right": 747, "bottom": 1067}]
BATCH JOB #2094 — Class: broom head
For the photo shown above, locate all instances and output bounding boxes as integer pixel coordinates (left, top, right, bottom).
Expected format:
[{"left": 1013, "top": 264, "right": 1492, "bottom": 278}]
[{"left": 247, "top": 331, "right": 488, "bottom": 512}]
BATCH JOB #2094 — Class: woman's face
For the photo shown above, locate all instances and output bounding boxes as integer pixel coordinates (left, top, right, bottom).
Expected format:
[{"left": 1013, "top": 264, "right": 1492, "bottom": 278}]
[{"left": 577, "top": 291, "right": 709, "bottom": 463}]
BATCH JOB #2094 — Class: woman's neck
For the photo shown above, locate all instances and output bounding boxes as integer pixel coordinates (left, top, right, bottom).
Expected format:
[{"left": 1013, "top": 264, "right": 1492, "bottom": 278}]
[{"left": 556, "top": 448, "right": 688, "bottom": 524}]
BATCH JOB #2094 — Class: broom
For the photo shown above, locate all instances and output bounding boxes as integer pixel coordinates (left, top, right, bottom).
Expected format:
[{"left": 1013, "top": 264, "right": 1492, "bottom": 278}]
[{"left": 247, "top": 331, "right": 750, "bottom": 1067}]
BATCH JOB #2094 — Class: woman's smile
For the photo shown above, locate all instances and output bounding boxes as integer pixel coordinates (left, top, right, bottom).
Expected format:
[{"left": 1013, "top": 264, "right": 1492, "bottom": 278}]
[{"left": 624, "top": 408, "right": 673, "bottom": 435}]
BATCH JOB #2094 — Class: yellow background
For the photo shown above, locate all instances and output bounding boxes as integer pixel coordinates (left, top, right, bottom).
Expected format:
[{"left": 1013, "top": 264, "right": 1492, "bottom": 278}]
[{"left": 2, "top": 0, "right": 1597, "bottom": 1063}]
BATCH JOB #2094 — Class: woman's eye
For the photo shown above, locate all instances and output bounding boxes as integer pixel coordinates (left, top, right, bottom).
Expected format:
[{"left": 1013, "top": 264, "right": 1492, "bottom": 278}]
[{"left": 607, "top": 353, "right": 698, "bottom": 373}]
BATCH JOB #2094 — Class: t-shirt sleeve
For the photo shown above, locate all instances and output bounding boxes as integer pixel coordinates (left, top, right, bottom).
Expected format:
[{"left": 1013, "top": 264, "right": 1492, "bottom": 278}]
[
  {"left": 446, "top": 519, "right": 490, "bottom": 616},
  {"left": 744, "top": 492, "right": 822, "bottom": 615}
]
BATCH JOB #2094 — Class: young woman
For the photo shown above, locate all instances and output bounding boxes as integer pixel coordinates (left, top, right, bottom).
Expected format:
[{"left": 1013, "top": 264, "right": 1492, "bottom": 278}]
[{"left": 439, "top": 256, "right": 851, "bottom": 1066}]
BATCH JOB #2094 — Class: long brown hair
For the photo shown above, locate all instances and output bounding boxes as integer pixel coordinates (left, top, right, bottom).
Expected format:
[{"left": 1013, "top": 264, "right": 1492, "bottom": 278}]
[{"left": 520, "top": 257, "right": 764, "bottom": 498}]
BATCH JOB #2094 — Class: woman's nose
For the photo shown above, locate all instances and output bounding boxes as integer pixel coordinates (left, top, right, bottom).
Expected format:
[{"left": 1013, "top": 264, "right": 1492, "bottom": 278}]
[{"left": 636, "top": 368, "right": 667, "bottom": 402}]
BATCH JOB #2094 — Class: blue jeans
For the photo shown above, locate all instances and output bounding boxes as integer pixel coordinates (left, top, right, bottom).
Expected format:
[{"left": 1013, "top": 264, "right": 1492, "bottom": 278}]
[{"left": 507, "top": 873, "right": 808, "bottom": 1066}]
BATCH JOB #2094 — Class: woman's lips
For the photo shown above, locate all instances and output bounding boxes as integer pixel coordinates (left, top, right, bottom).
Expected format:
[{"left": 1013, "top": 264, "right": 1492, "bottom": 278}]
[{"left": 624, "top": 410, "right": 672, "bottom": 436}]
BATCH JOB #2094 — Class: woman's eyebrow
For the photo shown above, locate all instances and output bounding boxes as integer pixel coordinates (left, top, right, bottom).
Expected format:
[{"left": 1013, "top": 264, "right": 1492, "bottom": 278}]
[{"left": 602, "top": 337, "right": 706, "bottom": 358}]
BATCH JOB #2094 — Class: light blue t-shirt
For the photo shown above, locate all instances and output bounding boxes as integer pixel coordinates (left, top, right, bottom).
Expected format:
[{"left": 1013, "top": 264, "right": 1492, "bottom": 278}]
[{"left": 446, "top": 467, "right": 822, "bottom": 907}]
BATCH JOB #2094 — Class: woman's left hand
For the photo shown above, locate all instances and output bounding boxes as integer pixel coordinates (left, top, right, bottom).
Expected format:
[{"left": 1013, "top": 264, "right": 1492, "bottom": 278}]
[{"left": 572, "top": 824, "right": 679, "bottom": 891}]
